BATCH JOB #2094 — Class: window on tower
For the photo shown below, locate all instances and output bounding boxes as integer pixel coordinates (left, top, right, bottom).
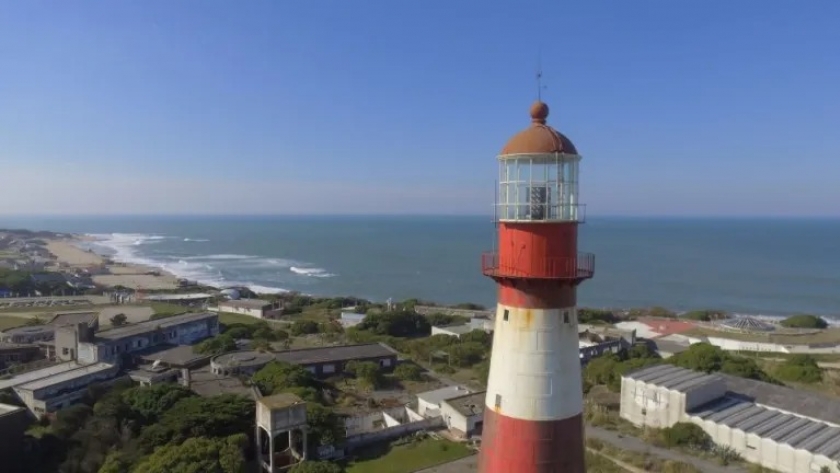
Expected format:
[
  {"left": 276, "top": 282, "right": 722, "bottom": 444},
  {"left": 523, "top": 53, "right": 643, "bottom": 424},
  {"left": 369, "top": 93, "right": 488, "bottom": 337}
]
[
  {"left": 563, "top": 311, "right": 569, "bottom": 323},
  {"left": 503, "top": 309, "right": 509, "bottom": 322},
  {"left": 497, "top": 155, "right": 582, "bottom": 222},
  {"left": 495, "top": 394, "right": 502, "bottom": 409}
]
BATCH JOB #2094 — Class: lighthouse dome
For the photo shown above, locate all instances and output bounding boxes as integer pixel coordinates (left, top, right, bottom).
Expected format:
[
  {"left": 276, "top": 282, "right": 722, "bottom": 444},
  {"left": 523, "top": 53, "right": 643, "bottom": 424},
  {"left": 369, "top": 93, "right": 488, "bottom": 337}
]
[{"left": 500, "top": 101, "right": 578, "bottom": 155}]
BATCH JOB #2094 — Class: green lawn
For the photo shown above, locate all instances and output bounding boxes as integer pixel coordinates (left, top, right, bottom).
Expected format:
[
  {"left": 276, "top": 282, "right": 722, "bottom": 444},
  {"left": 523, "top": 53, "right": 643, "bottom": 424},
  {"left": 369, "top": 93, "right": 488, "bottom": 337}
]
[
  {"left": 345, "top": 438, "right": 473, "bottom": 473},
  {"left": 0, "top": 315, "right": 29, "bottom": 331}
]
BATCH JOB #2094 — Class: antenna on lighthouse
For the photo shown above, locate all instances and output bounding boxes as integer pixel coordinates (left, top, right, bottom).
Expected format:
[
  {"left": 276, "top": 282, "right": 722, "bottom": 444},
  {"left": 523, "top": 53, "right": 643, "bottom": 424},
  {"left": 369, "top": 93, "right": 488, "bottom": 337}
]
[{"left": 536, "top": 47, "right": 546, "bottom": 101}]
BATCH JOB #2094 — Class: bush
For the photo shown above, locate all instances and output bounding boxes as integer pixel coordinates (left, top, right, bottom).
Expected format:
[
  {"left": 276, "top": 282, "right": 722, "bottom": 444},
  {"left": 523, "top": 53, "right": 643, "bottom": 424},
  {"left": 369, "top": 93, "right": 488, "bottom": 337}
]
[
  {"left": 780, "top": 314, "right": 828, "bottom": 329},
  {"left": 394, "top": 363, "right": 424, "bottom": 381},
  {"left": 660, "top": 422, "right": 712, "bottom": 451},
  {"left": 775, "top": 354, "right": 823, "bottom": 383},
  {"left": 290, "top": 461, "right": 344, "bottom": 473},
  {"left": 290, "top": 321, "right": 320, "bottom": 336}
]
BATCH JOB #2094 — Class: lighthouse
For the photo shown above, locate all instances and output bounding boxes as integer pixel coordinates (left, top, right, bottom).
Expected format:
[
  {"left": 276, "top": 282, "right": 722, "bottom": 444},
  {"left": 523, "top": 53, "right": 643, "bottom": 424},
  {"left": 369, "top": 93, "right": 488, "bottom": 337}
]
[{"left": 478, "top": 100, "right": 595, "bottom": 473}]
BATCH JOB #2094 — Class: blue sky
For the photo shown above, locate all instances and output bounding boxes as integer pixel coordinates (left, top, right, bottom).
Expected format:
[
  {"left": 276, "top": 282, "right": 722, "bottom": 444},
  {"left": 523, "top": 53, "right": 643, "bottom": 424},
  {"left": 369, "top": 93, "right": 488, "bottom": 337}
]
[{"left": 1, "top": 1, "right": 838, "bottom": 216}]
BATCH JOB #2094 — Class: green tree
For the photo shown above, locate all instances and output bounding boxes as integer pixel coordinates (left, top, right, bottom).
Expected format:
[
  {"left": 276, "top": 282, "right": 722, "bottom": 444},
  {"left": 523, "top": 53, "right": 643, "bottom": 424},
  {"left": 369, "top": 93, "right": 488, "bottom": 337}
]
[
  {"left": 194, "top": 334, "right": 237, "bottom": 355},
  {"left": 446, "top": 342, "right": 486, "bottom": 368},
  {"left": 290, "top": 321, "right": 320, "bottom": 336},
  {"left": 668, "top": 343, "right": 772, "bottom": 382},
  {"left": 98, "top": 452, "right": 130, "bottom": 473},
  {"left": 120, "top": 384, "right": 194, "bottom": 423},
  {"left": 252, "top": 361, "right": 318, "bottom": 396},
  {"left": 130, "top": 434, "right": 247, "bottom": 473},
  {"left": 109, "top": 313, "right": 128, "bottom": 326},
  {"left": 393, "top": 363, "right": 424, "bottom": 381},
  {"left": 780, "top": 314, "right": 828, "bottom": 329},
  {"left": 138, "top": 395, "right": 254, "bottom": 451},
  {"left": 356, "top": 311, "right": 431, "bottom": 337},
  {"left": 289, "top": 461, "right": 344, "bottom": 473},
  {"left": 578, "top": 308, "right": 618, "bottom": 325},
  {"left": 305, "top": 403, "right": 346, "bottom": 451}
]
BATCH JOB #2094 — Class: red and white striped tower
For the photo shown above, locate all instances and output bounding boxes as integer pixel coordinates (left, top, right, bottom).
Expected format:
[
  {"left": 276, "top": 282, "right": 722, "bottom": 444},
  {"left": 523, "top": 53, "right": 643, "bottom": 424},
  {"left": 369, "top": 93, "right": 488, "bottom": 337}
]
[{"left": 478, "top": 100, "right": 595, "bottom": 473}]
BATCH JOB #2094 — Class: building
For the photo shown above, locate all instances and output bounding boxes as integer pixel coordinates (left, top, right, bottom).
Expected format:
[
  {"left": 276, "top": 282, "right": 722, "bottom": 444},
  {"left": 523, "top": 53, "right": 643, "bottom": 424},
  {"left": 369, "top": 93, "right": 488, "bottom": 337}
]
[
  {"left": 621, "top": 364, "right": 840, "bottom": 473},
  {"left": 416, "top": 385, "right": 475, "bottom": 417},
  {"left": 274, "top": 343, "right": 397, "bottom": 377},
  {"left": 0, "top": 343, "right": 42, "bottom": 369},
  {"left": 477, "top": 101, "right": 595, "bottom": 473},
  {"left": 256, "top": 393, "right": 308, "bottom": 472},
  {"left": 338, "top": 312, "right": 365, "bottom": 328},
  {"left": 1, "top": 325, "right": 55, "bottom": 344},
  {"left": 440, "top": 391, "right": 486, "bottom": 438},
  {"left": 431, "top": 317, "right": 493, "bottom": 338},
  {"left": 212, "top": 350, "right": 276, "bottom": 376},
  {"left": 64, "top": 312, "right": 219, "bottom": 364},
  {"left": 216, "top": 299, "right": 280, "bottom": 319}
]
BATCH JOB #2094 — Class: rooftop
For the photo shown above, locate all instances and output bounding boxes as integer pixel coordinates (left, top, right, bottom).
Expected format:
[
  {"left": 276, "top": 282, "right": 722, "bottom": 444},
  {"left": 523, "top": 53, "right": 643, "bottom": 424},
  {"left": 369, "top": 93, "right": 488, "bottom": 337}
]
[
  {"left": 0, "top": 361, "right": 80, "bottom": 391},
  {"left": 136, "top": 344, "right": 212, "bottom": 367},
  {"left": 188, "top": 366, "right": 254, "bottom": 398},
  {"left": 442, "top": 391, "right": 486, "bottom": 418},
  {"left": 0, "top": 403, "right": 24, "bottom": 415},
  {"left": 720, "top": 374, "right": 840, "bottom": 426},
  {"left": 690, "top": 396, "right": 840, "bottom": 460},
  {"left": 2, "top": 325, "right": 54, "bottom": 336},
  {"left": 274, "top": 343, "right": 397, "bottom": 366},
  {"left": 649, "top": 339, "right": 690, "bottom": 355},
  {"left": 259, "top": 392, "right": 305, "bottom": 410},
  {"left": 219, "top": 299, "right": 271, "bottom": 309},
  {"left": 213, "top": 350, "right": 275, "bottom": 368},
  {"left": 96, "top": 312, "right": 216, "bottom": 340},
  {"left": 49, "top": 311, "right": 99, "bottom": 327},
  {"left": 417, "top": 385, "right": 474, "bottom": 406},
  {"left": 16, "top": 362, "right": 115, "bottom": 392},
  {"left": 433, "top": 324, "right": 475, "bottom": 335},
  {"left": 623, "top": 364, "right": 721, "bottom": 393}
]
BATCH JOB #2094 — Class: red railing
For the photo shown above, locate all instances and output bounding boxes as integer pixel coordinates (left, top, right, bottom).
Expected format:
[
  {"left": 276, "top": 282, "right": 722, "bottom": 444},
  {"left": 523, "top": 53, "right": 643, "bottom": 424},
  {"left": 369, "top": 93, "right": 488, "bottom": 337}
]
[{"left": 481, "top": 252, "right": 595, "bottom": 280}]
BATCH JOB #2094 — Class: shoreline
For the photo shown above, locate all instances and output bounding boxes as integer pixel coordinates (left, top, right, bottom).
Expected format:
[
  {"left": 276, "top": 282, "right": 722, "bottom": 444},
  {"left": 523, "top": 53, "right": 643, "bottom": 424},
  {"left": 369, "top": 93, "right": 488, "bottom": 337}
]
[{"left": 24, "top": 232, "right": 836, "bottom": 322}]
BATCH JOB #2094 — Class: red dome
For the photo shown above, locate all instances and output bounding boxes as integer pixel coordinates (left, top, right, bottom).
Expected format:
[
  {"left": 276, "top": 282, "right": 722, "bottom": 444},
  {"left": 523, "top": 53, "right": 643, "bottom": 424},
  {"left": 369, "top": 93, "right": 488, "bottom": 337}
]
[{"left": 500, "top": 101, "right": 578, "bottom": 155}]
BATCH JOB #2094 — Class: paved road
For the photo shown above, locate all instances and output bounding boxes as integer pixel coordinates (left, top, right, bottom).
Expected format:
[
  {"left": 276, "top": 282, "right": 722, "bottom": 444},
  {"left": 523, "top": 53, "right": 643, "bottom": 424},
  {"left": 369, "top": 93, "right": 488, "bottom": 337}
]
[{"left": 587, "top": 426, "right": 746, "bottom": 473}]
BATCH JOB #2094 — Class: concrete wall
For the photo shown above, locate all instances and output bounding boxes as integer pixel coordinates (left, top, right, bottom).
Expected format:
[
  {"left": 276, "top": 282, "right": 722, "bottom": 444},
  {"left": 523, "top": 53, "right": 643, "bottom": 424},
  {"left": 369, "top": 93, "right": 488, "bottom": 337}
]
[
  {"left": 414, "top": 305, "right": 493, "bottom": 319},
  {"left": 439, "top": 403, "right": 481, "bottom": 435},
  {"left": 620, "top": 378, "right": 687, "bottom": 429},
  {"left": 217, "top": 304, "right": 265, "bottom": 318},
  {"left": 344, "top": 416, "right": 445, "bottom": 449}
]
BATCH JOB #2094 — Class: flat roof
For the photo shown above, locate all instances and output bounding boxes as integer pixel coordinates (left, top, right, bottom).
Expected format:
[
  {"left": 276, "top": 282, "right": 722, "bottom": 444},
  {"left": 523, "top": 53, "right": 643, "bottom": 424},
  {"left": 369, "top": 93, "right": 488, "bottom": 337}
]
[
  {"left": 623, "top": 364, "right": 722, "bottom": 393},
  {"left": 188, "top": 366, "right": 254, "bottom": 398},
  {"left": 274, "top": 343, "right": 397, "bottom": 366},
  {"left": 136, "top": 344, "right": 211, "bottom": 367},
  {"left": 143, "top": 293, "right": 215, "bottom": 301},
  {"left": 720, "top": 374, "right": 840, "bottom": 426},
  {"left": 49, "top": 311, "right": 99, "bottom": 327},
  {"left": 259, "top": 392, "right": 304, "bottom": 409},
  {"left": 690, "top": 396, "right": 840, "bottom": 460},
  {"left": 220, "top": 299, "right": 271, "bottom": 309},
  {"left": 213, "top": 350, "right": 275, "bottom": 368},
  {"left": 434, "top": 324, "right": 475, "bottom": 335},
  {"left": 418, "top": 386, "right": 474, "bottom": 406},
  {"left": 442, "top": 391, "right": 486, "bottom": 418},
  {"left": 650, "top": 339, "right": 690, "bottom": 354},
  {"left": 96, "top": 312, "right": 216, "bottom": 340},
  {"left": 16, "top": 362, "right": 115, "bottom": 391},
  {"left": 2, "top": 325, "right": 54, "bottom": 336},
  {"left": 0, "top": 361, "right": 81, "bottom": 391}
]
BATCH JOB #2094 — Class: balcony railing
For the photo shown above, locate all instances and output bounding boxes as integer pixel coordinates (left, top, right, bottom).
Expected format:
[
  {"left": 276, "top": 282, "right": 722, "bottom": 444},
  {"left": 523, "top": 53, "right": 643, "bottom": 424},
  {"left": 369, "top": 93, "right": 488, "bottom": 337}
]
[{"left": 481, "top": 252, "right": 595, "bottom": 281}]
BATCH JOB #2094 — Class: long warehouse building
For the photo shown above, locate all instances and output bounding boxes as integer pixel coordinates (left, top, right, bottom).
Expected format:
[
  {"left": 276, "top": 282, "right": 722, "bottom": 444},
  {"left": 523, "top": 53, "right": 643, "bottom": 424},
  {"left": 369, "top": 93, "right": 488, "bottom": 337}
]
[{"left": 621, "top": 364, "right": 840, "bottom": 473}]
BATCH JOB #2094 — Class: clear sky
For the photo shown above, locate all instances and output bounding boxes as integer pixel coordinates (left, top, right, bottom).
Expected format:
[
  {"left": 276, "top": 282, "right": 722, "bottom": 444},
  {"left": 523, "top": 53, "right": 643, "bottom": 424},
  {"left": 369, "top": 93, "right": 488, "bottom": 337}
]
[{"left": 1, "top": 1, "right": 838, "bottom": 216}]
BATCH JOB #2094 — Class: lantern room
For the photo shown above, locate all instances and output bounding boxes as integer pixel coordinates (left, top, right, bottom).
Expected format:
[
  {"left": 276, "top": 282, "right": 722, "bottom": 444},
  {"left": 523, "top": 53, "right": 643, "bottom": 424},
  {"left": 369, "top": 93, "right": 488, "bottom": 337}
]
[{"left": 496, "top": 101, "right": 584, "bottom": 222}]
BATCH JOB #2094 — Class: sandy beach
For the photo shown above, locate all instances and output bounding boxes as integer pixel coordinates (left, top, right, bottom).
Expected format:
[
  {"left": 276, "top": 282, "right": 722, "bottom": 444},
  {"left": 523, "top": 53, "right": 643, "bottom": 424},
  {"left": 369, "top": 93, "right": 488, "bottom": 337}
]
[{"left": 46, "top": 238, "right": 181, "bottom": 291}]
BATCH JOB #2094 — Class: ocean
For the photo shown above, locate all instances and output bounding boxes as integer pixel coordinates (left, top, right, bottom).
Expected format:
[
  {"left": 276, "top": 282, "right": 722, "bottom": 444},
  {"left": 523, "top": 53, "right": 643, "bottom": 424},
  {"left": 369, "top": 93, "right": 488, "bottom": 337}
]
[{"left": 0, "top": 215, "right": 837, "bottom": 319}]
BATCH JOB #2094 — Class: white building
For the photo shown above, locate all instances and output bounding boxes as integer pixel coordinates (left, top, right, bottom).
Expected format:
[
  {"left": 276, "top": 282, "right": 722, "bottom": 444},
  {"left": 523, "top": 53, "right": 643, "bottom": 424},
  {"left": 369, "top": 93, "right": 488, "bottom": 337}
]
[
  {"left": 440, "top": 391, "right": 486, "bottom": 438},
  {"left": 416, "top": 385, "right": 473, "bottom": 417},
  {"left": 339, "top": 312, "right": 365, "bottom": 328},
  {"left": 215, "top": 299, "right": 278, "bottom": 319},
  {"left": 621, "top": 364, "right": 840, "bottom": 473}
]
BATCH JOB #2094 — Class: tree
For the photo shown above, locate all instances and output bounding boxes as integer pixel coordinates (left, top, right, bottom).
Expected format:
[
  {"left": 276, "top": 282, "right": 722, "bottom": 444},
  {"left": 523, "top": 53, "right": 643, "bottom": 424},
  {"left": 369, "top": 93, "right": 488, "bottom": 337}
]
[
  {"left": 680, "top": 310, "right": 727, "bottom": 322},
  {"left": 305, "top": 403, "right": 345, "bottom": 451},
  {"left": 394, "top": 363, "right": 424, "bottom": 381},
  {"left": 121, "top": 384, "right": 194, "bottom": 423},
  {"left": 138, "top": 395, "right": 254, "bottom": 451},
  {"left": 775, "top": 355, "right": 823, "bottom": 383},
  {"left": 780, "top": 314, "right": 828, "bottom": 329},
  {"left": 446, "top": 342, "right": 486, "bottom": 368},
  {"left": 252, "top": 361, "right": 318, "bottom": 396},
  {"left": 578, "top": 308, "right": 618, "bottom": 325},
  {"left": 290, "top": 321, "right": 320, "bottom": 336},
  {"left": 130, "top": 434, "right": 247, "bottom": 473},
  {"left": 194, "top": 334, "right": 237, "bottom": 355},
  {"left": 356, "top": 311, "right": 431, "bottom": 337},
  {"left": 109, "top": 313, "right": 128, "bottom": 326},
  {"left": 289, "top": 461, "right": 343, "bottom": 473},
  {"left": 668, "top": 343, "right": 773, "bottom": 383}
]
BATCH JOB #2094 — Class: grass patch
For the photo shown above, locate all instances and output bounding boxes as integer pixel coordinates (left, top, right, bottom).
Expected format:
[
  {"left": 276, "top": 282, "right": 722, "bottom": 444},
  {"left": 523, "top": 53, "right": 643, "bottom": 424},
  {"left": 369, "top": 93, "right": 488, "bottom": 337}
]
[
  {"left": 585, "top": 450, "right": 633, "bottom": 472},
  {"left": 148, "top": 302, "right": 190, "bottom": 317},
  {"left": 345, "top": 437, "right": 472, "bottom": 473},
  {"left": 0, "top": 315, "right": 29, "bottom": 330}
]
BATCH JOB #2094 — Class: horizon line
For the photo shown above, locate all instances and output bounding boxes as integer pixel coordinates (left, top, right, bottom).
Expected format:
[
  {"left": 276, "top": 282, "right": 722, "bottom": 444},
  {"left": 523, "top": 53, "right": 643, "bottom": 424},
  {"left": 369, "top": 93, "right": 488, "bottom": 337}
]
[{"left": 0, "top": 213, "right": 838, "bottom": 220}]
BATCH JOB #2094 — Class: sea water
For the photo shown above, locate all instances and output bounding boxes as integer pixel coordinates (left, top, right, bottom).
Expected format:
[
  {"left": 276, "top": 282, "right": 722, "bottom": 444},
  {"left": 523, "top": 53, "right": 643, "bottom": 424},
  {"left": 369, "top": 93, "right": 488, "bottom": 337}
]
[{"left": 1, "top": 215, "right": 837, "bottom": 319}]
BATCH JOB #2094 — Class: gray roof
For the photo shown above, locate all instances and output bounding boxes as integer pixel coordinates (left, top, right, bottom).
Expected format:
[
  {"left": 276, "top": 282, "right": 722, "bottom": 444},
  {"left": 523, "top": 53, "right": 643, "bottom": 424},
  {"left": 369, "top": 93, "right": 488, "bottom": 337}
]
[
  {"left": 623, "top": 364, "right": 721, "bottom": 393},
  {"left": 720, "top": 374, "right": 840, "bottom": 426},
  {"left": 0, "top": 362, "right": 82, "bottom": 390},
  {"left": 136, "top": 344, "right": 211, "bottom": 367},
  {"left": 96, "top": 312, "right": 216, "bottom": 340},
  {"left": 2, "top": 325, "right": 54, "bottom": 336},
  {"left": 690, "top": 396, "right": 840, "bottom": 460},
  {"left": 219, "top": 299, "right": 271, "bottom": 310},
  {"left": 15, "top": 362, "right": 115, "bottom": 392},
  {"left": 49, "top": 311, "right": 99, "bottom": 327},
  {"left": 417, "top": 386, "right": 474, "bottom": 406},
  {"left": 274, "top": 343, "right": 397, "bottom": 366},
  {"left": 213, "top": 350, "right": 275, "bottom": 368},
  {"left": 650, "top": 339, "right": 690, "bottom": 355},
  {"left": 442, "top": 391, "right": 486, "bottom": 418}
]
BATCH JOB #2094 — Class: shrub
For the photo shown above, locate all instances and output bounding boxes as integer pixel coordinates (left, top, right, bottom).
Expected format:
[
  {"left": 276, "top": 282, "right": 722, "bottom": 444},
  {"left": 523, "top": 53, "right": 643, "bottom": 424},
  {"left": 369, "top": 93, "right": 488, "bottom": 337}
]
[
  {"left": 780, "top": 314, "right": 828, "bottom": 329},
  {"left": 394, "top": 363, "right": 424, "bottom": 381},
  {"left": 660, "top": 422, "right": 712, "bottom": 451},
  {"left": 775, "top": 354, "right": 823, "bottom": 383}
]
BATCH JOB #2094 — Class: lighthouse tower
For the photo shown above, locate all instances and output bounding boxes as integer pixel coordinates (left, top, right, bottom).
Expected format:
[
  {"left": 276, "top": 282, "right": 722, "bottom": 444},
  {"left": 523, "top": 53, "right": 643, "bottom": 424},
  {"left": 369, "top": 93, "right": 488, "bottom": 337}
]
[{"left": 478, "top": 100, "right": 595, "bottom": 473}]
